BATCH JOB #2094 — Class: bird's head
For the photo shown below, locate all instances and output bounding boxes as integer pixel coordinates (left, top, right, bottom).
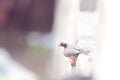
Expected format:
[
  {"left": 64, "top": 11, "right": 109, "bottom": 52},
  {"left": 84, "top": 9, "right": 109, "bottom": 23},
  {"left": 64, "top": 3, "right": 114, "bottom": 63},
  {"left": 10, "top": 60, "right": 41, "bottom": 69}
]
[{"left": 59, "top": 42, "right": 67, "bottom": 48}]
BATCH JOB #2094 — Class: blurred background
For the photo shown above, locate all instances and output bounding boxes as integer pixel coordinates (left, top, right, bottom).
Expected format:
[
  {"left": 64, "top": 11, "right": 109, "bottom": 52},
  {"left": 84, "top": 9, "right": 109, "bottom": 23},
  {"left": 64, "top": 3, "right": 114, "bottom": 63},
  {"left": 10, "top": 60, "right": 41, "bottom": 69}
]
[
  {"left": 0, "top": 0, "right": 102, "bottom": 80},
  {"left": 0, "top": 0, "right": 119, "bottom": 80},
  {"left": 0, "top": 0, "right": 54, "bottom": 80}
]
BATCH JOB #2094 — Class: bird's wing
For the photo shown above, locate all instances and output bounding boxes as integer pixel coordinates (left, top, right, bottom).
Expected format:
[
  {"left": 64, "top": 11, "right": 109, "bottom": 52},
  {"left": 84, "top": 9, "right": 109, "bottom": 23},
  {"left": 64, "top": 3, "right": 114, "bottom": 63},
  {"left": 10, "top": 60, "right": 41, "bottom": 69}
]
[
  {"left": 70, "top": 45, "right": 82, "bottom": 52},
  {"left": 63, "top": 46, "right": 80, "bottom": 57},
  {"left": 72, "top": 45, "right": 91, "bottom": 56}
]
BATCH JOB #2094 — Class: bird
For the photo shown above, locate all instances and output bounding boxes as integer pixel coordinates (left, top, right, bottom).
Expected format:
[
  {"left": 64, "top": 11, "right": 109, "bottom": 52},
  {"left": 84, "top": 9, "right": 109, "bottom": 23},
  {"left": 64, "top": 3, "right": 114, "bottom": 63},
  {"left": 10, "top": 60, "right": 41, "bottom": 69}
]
[{"left": 59, "top": 42, "right": 90, "bottom": 69}]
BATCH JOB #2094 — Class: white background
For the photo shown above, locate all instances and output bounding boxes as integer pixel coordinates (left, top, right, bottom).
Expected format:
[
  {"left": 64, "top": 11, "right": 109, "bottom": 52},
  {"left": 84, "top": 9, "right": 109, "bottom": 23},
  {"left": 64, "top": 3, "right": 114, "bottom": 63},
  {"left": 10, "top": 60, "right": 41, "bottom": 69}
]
[{"left": 96, "top": 0, "right": 120, "bottom": 80}]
